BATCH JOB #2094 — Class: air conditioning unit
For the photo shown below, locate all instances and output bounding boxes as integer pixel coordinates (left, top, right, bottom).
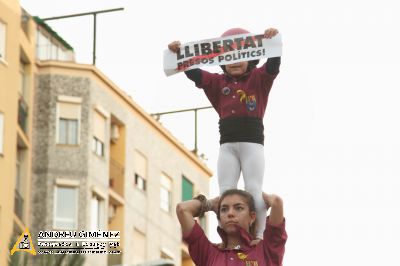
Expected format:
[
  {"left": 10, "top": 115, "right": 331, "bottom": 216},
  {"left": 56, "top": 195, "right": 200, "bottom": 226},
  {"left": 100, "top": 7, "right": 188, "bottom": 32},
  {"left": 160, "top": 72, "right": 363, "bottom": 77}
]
[{"left": 111, "top": 124, "right": 119, "bottom": 142}]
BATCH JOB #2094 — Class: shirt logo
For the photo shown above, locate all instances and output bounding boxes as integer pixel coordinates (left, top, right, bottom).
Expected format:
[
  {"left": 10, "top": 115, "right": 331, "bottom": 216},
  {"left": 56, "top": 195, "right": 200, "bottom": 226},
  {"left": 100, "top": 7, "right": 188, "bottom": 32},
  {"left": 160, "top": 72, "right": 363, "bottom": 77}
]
[
  {"left": 222, "top": 87, "right": 231, "bottom": 95},
  {"left": 237, "top": 252, "right": 247, "bottom": 260},
  {"left": 237, "top": 252, "right": 259, "bottom": 266},
  {"left": 237, "top": 90, "right": 257, "bottom": 111},
  {"left": 246, "top": 95, "right": 257, "bottom": 111}
]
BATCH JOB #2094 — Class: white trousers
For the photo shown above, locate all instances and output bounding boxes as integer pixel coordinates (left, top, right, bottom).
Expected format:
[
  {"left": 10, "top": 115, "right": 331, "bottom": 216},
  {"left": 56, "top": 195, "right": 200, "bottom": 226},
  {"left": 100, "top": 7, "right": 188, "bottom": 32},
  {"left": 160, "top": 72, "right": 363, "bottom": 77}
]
[{"left": 217, "top": 142, "right": 266, "bottom": 239}]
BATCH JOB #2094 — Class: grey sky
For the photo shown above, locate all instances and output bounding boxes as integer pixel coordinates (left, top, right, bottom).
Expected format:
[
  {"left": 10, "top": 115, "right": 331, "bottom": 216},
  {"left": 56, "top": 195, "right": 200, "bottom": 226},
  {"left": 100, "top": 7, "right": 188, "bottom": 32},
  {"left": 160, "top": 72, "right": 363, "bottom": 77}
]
[{"left": 20, "top": 0, "right": 400, "bottom": 265}]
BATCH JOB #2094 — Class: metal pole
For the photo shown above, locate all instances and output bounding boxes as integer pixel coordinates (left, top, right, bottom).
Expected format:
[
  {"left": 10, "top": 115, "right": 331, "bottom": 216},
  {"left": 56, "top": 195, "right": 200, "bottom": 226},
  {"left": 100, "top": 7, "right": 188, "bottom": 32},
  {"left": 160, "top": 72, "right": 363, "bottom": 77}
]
[
  {"left": 41, "top": 8, "right": 124, "bottom": 21},
  {"left": 151, "top": 106, "right": 212, "bottom": 155},
  {"left": 194, "top": 109, "right": 198, "bottom": 154},
  {"left": 41, "top": 8, "right": 124, "bottom": 66},
  {"left": 151, "top": 106, "right": 212, "bottom": 117},
  {"left": 93, "top": 14, "right": 97, "bottom": 65}
]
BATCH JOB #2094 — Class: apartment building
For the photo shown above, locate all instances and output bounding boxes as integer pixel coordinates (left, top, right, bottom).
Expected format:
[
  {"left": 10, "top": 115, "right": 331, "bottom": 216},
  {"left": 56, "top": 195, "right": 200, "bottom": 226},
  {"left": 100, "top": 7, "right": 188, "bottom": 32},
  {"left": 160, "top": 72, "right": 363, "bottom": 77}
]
[
  {"left": 0, "top": 1, "right": 36, "bottom": 265},
  {"left": 1, "top": 2, "right": 212, "bottom": 265},
  {"left": 29, "top": 10, "right": 212, "bottom": 266}
]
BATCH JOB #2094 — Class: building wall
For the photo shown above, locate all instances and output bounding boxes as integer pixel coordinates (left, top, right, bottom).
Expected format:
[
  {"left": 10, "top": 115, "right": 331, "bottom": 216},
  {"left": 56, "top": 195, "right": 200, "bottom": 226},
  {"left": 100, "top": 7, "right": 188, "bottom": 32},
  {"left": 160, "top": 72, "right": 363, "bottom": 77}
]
[
  {"left": 0, "top": 1, "right": 19, "bottom": 264},
  {"left": 0, "top": 1, "right": 35, "bottom": 265},
  {"left": 87, "top": 68, "right": 211, "bottom": 266},
  {"left": 31, "top": 74, "right": 91, "bottom": 229},
  {"left": 31, "top": 62, "right": 211, "bottom": 266},
  {"left": 86, "top": 72, "right": 211, "bottom": 265},
  {"left": 1, "top": 2, "right": 211, "bottom": 266},
  {"left": 31, "top": 73, "right": 103, "bottom": 265}
]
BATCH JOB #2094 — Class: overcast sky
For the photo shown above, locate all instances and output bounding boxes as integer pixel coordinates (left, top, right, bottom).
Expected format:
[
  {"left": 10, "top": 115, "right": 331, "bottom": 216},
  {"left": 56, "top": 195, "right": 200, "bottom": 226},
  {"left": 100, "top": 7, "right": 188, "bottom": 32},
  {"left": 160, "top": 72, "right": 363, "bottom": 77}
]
[{"left": 20, "top": 0, "right": 400, "bottom": 265}]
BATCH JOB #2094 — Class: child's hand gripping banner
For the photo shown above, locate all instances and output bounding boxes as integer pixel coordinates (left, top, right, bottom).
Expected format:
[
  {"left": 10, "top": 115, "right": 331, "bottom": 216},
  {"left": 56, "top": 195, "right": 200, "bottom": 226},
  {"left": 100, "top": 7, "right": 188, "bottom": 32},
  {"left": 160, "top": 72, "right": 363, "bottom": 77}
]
[{"left": 163, "top": 33, "right": 282, "bottom": 76}]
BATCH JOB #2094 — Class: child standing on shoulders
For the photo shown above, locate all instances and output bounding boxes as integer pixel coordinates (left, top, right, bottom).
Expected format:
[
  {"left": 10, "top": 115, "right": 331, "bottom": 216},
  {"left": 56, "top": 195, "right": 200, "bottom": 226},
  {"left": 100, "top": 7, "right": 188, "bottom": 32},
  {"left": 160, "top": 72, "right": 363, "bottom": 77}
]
[{"left": 168, "top": 27, "right": 281, "bottom": 244}]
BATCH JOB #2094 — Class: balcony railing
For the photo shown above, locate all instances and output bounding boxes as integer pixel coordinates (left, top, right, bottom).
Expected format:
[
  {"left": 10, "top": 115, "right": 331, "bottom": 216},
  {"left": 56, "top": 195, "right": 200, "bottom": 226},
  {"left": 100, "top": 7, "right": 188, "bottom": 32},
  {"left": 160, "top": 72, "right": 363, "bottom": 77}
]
[{"left": 14, "top": 189, "right": 24, "bottom": 221}]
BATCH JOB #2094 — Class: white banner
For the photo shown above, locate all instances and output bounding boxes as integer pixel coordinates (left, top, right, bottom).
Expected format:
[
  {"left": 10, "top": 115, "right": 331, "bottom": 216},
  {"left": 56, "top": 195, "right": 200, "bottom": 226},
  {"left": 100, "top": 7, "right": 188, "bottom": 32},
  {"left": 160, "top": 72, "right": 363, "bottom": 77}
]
[{"left": 163, "top": 33, "right": 282, "bottom": 76}]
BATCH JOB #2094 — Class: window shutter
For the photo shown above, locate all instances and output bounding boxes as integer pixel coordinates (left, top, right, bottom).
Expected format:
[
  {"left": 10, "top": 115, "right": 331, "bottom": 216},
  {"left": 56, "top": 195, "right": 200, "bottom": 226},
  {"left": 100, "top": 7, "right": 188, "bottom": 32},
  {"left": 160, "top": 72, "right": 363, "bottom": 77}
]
[
  {"left": 182, "top": 176, "right": 193, "bottom": 201},
  {"left": 93, "top": 111, "right": 106, "bottom": 142}
]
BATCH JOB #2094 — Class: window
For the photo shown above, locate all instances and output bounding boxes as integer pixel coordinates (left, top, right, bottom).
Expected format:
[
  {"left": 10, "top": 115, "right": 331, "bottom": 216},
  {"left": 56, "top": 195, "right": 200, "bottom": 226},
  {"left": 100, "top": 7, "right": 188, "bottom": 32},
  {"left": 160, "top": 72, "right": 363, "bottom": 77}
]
[
  {"left": 57, "top": 100, "right": 81, "bottom": 145},
  {"left": 135, "top": 173, "right": 146, "bottom": 191},
  {"left": 92, "top": 137, "right": 104, "bottom": 156},
  {"left": 36, "top": 30, "right": 74, "bottom": 61},
  {"left": 0, "top": 112, "right": 4, "bottom": 155},
  {"left": 182, "top": 176, "right": 193, "bottom": 201},
  {"left": 90, "top": 193, "right": 105, "bottom": 230},
  {"left": 59, "top": 118, "right": 78, "bottom": 144},
  {"left": 134, "top": 151, "right": 147, "bottom": 192},
  {"left": 160, "top": 174, "right": 172, "bottom": 212},
  {"left": 0, "top": 21, "right": 6, "bottom": 62},
  {"left": 92, "top": 111, "right": 106, "bottom": 156},
  {"left": 54, "top": 186, "right": 78, "bottom": 229}
]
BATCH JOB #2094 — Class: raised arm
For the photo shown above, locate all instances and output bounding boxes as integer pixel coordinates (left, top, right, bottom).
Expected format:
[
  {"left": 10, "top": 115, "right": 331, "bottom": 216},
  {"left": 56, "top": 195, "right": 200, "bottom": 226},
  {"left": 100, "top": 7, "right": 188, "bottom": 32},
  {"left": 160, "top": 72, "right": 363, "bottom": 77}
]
[
  {"left": 262, "top": 193, "right": 287, "bottom": 265},
  {"left": 263, "top": 28, "right": 281, "bottom": 75},
  {"left": 176, "top": 199, "right": 200, "bottom": 234},
  {"left": 176, "top": 195, "right": 219, "bottom": 234},
  {"left": 266, "top": 57, "right": 281, "bottom": 75},
  {"left": 168, "top": 40, "right": 202, "bottom": 83},
  {"left": 262, "top": 193, "right": 284, "bottom": 225}
]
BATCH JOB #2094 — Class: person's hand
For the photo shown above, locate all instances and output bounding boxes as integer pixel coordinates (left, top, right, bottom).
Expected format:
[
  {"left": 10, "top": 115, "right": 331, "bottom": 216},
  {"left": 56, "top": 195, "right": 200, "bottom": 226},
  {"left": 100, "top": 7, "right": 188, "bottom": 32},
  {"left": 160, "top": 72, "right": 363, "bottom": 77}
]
[
  {"left": 209, "top": 196, "right": 220, "bottom": 214},
  {"left": 168, "top": 41, "right": 181, "bottom": 53},
  {"left": 264, "top": 28, "right": 279, "bottom": 39}
]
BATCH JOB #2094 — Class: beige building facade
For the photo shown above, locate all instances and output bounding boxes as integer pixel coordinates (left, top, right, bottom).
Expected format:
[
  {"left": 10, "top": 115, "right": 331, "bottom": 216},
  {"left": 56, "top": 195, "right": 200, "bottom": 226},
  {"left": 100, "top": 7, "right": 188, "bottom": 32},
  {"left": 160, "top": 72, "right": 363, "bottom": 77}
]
[
  {"left": 1, "top": 1, "right": 212, "bottom": 265},
  {"left": 0, "top": 0, "right": 36, "bottom": 265},
  {"left": 31, "top": 60, "right": 211, "bottom": 266}
]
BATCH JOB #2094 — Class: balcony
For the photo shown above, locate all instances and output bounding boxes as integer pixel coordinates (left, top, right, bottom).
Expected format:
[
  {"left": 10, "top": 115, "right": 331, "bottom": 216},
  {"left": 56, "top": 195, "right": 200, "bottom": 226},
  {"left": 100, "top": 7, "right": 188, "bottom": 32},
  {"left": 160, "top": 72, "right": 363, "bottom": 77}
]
[
  {"left": 18, "top": 96, "right": 28, "bottom": 133},
  {"left": 14, "top": 189, "right": 24, "bottom": 221},
  {"left": 109, "top": 158, "right": 124, "bottom": 197}
]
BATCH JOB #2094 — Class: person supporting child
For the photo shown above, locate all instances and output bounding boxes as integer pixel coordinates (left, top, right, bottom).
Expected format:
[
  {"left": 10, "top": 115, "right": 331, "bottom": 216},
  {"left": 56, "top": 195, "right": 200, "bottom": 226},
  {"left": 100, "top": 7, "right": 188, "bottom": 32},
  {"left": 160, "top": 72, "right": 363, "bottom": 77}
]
[
  {"left": 168, "top": 27, "right": 281, "bottom": 242},
  {"left": 176, "top": 189, "right": 287, "bottom": 266}
]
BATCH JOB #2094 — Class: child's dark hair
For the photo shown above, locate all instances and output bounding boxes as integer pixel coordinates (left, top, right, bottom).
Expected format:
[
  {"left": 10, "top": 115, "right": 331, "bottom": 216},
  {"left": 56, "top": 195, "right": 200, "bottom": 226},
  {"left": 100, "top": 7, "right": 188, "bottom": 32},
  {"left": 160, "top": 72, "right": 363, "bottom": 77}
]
[{"left": 217, "top": 189, "right": 257, "bottom": 237}]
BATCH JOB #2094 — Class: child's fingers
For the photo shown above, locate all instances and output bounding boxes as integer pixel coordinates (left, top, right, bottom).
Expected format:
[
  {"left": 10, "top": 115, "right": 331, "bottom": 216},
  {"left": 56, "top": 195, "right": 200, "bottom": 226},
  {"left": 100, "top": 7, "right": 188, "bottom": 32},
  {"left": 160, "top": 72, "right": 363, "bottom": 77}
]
[
  {"left": 168, "top": 41, "right": 181, "bottom": 52},
  {"left": 264, "top": 28, "right": 279, "bottom": 39}
]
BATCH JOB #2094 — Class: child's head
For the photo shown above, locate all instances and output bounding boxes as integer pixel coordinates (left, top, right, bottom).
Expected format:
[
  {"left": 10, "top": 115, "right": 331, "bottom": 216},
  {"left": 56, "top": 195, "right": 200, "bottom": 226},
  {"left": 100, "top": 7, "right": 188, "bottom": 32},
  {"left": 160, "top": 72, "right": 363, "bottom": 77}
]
[{"left": 220, "top": 28, "right": 260, "bottom": 77}]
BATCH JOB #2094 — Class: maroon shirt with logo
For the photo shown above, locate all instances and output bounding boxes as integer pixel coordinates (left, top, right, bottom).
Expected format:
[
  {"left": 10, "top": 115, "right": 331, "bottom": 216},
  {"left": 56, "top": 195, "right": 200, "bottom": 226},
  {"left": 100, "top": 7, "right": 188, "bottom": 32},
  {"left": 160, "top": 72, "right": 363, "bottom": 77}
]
[
  {"left": 193, "top": 64, "right": 278, "bottom": 119},
  {"left": 183, "top": 217, "right": 287, "bottom": 266}
]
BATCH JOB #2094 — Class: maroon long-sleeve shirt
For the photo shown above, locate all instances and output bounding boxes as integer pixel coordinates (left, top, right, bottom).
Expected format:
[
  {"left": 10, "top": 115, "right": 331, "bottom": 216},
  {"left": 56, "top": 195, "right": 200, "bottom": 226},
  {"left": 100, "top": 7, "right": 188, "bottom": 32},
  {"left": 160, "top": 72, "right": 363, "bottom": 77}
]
[{"left": 183, "top": 217, "right": 287, "bottom": 266}]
